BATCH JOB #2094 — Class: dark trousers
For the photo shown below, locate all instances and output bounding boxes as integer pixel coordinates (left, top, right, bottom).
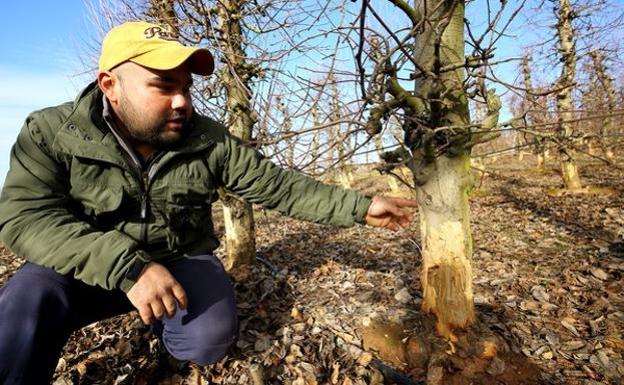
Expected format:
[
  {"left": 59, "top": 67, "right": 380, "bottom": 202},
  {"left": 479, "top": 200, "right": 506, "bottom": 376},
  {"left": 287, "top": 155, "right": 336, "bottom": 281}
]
[{"left": 0, "top": 255, "right": 238, "bottom": 385}]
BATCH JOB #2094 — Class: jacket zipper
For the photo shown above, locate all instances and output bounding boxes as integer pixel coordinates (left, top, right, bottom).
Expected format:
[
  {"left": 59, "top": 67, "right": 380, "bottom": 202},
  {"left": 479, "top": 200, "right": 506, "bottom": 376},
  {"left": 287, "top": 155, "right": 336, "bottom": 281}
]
[
  {"left": 138, "top": 152, "right": 166, "bottom": 244},
  {"left": 140, "top": 172, "right": 149, "bottom": 243},
  {"left": 104, "top": 113, "right": 213, "bottom": 245},
  {"left": 106, "top": 132, "right": 152, "bottom": 244}
]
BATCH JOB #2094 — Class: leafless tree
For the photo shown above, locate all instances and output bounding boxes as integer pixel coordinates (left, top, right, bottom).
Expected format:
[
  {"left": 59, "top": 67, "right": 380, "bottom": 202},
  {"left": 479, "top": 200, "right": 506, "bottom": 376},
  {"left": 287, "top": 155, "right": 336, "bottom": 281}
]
[
  {"left": 355, "top": 0, "right": 510, "bottom": 340},
  {"left": 587, "top": 49, "right": 619, "bottom": 160}
]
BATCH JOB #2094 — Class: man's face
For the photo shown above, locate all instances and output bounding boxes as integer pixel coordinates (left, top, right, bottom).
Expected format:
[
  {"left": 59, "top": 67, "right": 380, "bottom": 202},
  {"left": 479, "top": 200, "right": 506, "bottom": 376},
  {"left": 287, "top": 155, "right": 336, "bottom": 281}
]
[{"left": 109, "top": 62, "right": 194, "bottom": 149}]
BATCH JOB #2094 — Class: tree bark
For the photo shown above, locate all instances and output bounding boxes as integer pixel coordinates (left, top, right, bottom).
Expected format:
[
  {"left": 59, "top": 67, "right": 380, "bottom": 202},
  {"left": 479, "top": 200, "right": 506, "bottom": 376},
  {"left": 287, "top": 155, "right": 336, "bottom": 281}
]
[
  {"left": 147, "top": 0, "right": 178, "bottom": 30},
  {"left": 418, "top": 154, "right": 475, "bottom": 338},
  {"left": 521, "top": 55, "right": 547, "bottom": 169},
  {"left": 537, "top": 153, "right": 545, "bottom": 168},
  {"left": 330, "top": 73, "right": 353, "bottom": 188},
  {"left": 276, "top": 96, "right": 295, "bottom": 168},
  {"left": 555, "top": 0, "right": 583, "bottom": 189},
  {"left": 408, "top": 0, "right": 475, "bottom": 338},
  {"left": 590, "top": 50, "right": 617, "bottom": 160},
  {"left": 311, "top": 103, "right": 321, "bottom": 174},
  {"left": 216, "top": 0, "right": 257, "bottom": 279}
]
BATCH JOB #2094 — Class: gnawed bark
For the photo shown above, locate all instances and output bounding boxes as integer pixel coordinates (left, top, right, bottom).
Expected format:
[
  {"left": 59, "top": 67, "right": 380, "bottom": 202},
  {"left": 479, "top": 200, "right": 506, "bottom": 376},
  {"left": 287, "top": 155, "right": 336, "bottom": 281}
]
[
  {"left": 590, "top": 50, "right": 617, "bottom": 160},
  {"left": 555, "top": 0, "right": 583, "bottom": 189},
  {"left": 222, "top": 194, "right": 256, "bottom": 279},
  {"left": 407, "top": 0, "right": 476, "bottom": 338},
  {"left": 520, "top": 55, "right": 548, "bottom": 169},
  {"left": 536, "top": 153, "right": 545, "bottom": 168},
  {"left": 418, "top": 154, "right": 475, "bottom": 337},
  {"left": 216, "top": 0, "right": 257, "bottom": 279}
]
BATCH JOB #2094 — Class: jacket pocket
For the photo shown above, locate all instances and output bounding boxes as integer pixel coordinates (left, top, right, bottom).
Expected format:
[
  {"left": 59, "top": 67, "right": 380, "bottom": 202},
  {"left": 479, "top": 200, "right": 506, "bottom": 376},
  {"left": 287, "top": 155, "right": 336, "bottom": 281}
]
[
  {"left": 69, "top": 158, "right": 126, "bottom": 220},
  {"left": 165, "top": 185, "right": 214, "bottom": 249},
  {"left": 70, "top": 183, "right": 124, "bottom": 215}
]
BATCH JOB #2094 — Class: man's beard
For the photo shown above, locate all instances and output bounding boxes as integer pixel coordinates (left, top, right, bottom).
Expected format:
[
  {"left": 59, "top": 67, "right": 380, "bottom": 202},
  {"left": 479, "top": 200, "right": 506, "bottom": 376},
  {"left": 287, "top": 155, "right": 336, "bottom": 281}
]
[{"left": 116, "top": 94, "right": 190, "bottom": 150}]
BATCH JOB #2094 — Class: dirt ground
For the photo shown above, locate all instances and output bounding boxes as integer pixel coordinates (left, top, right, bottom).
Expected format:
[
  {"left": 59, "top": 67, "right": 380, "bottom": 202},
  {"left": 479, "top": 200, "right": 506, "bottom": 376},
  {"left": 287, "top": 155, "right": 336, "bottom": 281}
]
[{"left": 0, "top": 155, "right": 622, "bottom": 385}]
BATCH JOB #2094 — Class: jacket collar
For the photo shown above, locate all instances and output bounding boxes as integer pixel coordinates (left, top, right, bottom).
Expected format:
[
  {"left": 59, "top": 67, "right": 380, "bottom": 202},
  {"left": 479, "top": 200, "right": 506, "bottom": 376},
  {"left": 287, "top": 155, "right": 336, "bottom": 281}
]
[{"left": 52, "top": 82, "right": 214, "bottom": 168}]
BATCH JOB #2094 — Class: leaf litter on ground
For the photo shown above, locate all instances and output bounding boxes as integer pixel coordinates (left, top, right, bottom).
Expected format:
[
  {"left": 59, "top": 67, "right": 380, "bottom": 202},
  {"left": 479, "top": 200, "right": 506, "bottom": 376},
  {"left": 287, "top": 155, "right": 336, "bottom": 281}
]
[{"left": 0, "top": 159, "right": 622, "bottom": 384}]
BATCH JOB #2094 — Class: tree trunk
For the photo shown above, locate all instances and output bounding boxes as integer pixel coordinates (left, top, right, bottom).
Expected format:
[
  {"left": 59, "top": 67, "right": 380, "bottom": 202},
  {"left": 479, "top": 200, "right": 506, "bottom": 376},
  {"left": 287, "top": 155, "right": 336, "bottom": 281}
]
[
  {"left": 536, "top": 153, "right": 545, "bottom": 169},
  {"left": 555, "top": 0, "right": 583, "bottom": 189},
  {"left": 590, "top": 50, "right": 617, "bottom": 161},
  {"left": 222, "top": 197, "right": 255, "bottom": 278},
  {"left": 562, "top": 161, "right": 582, "bottom": 190},
  {"left": 217, "top": 0, "right": 257, "bottom": 279},
  {"left": 410, "top": 0, "right": 475, "bottom": 338},
  {"left": 418, "top": 154, "right": 474, "bottom": 338},
  {"left": 521, "top": 55, "right": 548, "bottom": 164},
  {"left": 587, "top": 140, "right": 596, "bottom": 156},
  {"left": 358, "top": 1, "right": 543, "bottom": 381},
  {"left": 311, "top": 103, "right": 321, "bottom": 174},
  {"left": 147, "top": 0, "right": 178, "bottom": 30},
  {"left": 330, "top": 73, "right": 352, "bottom": 189},
  {"left": 276, "top": 96, "right": 295, "bottom": 168}
]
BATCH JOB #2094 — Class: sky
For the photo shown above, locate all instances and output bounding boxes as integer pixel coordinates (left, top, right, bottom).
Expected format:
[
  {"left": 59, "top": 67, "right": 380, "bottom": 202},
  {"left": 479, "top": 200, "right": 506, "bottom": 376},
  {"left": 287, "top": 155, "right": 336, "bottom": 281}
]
[
  {"left": 1, "top": 1, "right": 621, "bottom": 184},
  {"left": 0, "top": 0, "right": 98, "bottom": 183}
]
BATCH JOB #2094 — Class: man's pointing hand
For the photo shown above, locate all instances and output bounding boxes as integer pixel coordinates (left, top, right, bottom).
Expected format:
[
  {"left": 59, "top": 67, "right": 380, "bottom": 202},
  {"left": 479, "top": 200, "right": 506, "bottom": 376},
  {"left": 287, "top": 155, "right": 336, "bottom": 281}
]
[{"left": 365, "top": 196, "right": 418, "bottom": 231}]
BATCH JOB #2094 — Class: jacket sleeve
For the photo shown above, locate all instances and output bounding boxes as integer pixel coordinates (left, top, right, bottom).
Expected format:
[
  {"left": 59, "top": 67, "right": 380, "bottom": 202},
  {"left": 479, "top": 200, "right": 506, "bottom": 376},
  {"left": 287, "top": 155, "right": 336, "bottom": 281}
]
[
  {"left": 0, "top": 114, "right": 148, "bottom": 292},
  {"left": 212, "top": 128, "right": 372, "bottom": 227}
]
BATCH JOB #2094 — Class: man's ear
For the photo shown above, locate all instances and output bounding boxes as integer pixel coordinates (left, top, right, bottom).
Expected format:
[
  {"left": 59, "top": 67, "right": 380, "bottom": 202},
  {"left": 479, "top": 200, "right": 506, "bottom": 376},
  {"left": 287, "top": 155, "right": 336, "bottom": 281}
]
[{"left": 97, "top": 70, "right": 119, "bottom": 103}]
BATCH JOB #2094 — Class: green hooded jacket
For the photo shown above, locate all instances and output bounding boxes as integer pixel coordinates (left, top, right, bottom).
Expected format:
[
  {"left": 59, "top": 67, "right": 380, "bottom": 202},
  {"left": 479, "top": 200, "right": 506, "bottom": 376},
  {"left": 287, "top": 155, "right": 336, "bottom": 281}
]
[{"left": 0, "top": 83, "right": 371, "bottom": 292}]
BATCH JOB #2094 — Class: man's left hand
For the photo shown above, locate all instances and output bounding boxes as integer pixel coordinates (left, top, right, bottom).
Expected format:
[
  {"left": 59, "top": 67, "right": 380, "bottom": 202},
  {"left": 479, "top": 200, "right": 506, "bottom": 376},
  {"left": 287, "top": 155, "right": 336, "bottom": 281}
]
[{"left": 365, "top": 196, "right": 418, "bottom": 231}]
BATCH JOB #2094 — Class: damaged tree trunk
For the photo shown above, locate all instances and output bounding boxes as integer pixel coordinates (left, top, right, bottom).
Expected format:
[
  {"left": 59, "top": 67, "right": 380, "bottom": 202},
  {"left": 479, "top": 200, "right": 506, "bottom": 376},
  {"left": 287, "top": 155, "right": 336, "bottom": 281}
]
[
  {"left": 366, "top": 0, "right": 479, "bottom": 339},
  {"left": 362, "top": 1, "right": 542, "bottom": 379},
  {"left": 311, "top": 103, "right": 321, "bottom": 174},
  {"left": 329, "top": 73, "right": 353, "bottom": 189},
  {"left": 520, "top": 55, "right": 548, "bottom": 169},
  {"left": 590, "top": 50, "right": 617, "bottom": 160},
  {"left": 555, "top": 0, "right": 583, "bottom": 190},
  {"left": 418, "top": 155, "right": 475, "bottom": 338},
  {"left": 411, "top": 1, "right": 475, "bottom": 338},
  {"left": 216, "top": 0, "right": 257, "bottom": 279}
]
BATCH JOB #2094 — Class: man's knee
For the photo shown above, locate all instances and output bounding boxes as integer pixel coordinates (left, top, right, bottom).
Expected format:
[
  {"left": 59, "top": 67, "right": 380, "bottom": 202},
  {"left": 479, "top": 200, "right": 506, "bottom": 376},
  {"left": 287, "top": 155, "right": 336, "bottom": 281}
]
[
  {"left": 160, "top": 255, "right": 239, "bottom": 365},
  {"left": 174, "top": 335, "right": 236, "bottom": 365},
  {"left": 0, "top": 263, "right": 76, "bottom": 383},
  {"left": 0, "top": 263, "right": 74, "bottom": 322},
  {"left": 161, "top": 301, "right": 239, "bottom": 365}
]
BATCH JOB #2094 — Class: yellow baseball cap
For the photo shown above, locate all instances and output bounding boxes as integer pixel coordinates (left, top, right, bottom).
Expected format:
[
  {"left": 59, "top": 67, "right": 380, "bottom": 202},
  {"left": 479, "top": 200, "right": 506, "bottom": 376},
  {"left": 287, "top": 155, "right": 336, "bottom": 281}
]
[{"left": 99, "top": 21, "right": 214, "bottom": 75}]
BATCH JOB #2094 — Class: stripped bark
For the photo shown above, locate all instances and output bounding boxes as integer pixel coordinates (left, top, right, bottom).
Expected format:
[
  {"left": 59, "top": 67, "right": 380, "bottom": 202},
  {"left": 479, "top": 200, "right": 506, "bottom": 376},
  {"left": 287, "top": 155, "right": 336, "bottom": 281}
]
[
  {"left": 589, "top": 50, "right": 617, "bottom": 160},
  {"left": 276, "top": 96, "right": 295, "bottom": 168},
  {"left": 310, "top": 103, "right": 321, "bottom": 174},
  {"left": 412, "top": 1, "right": 476, "bottom": 338},
  {"left": 216, "top": 0, "right": 257, "bottom": 279},
  {"left": 367, "top": 0, "right": 490, "bottom": 338},
  {"left": 329, "top": 73, "right": 353, "bottom": 189},
  {"left": 520, "top": 55, "right": 548, "bottom": 168},
  {"left": 555, "top": 0, "right": 583, "bottom": 189}
]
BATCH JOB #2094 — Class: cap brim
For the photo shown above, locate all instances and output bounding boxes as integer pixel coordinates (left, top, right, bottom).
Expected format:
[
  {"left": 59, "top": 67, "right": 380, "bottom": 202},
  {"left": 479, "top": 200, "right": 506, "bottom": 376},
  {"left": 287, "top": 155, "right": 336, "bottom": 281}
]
[{"left": 131, "top": 46, "right": 214, "bottom": 76}]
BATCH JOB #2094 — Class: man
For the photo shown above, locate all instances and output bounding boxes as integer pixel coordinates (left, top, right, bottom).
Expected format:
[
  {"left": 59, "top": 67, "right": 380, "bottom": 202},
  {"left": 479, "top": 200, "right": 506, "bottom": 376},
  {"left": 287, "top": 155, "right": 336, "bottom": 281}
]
[{"left": 0, "top": 21, "right": 416, "bottom": 384}]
